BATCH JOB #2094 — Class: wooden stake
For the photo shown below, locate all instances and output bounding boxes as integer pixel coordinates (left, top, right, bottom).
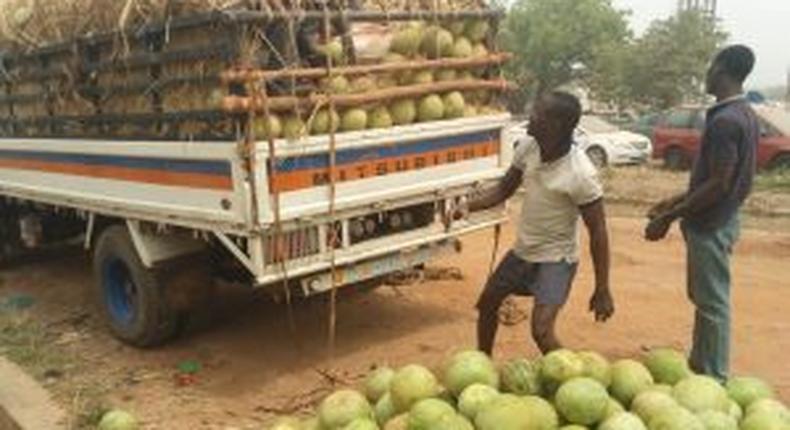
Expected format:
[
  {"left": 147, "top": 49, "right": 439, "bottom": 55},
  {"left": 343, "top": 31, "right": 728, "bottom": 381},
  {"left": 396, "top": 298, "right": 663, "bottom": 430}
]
[
  {"left": 220, "top": 53, "right": 513, "bottom": 83},
  {"left": 222, "top": 79, "right": 515, "bottom": 113}
]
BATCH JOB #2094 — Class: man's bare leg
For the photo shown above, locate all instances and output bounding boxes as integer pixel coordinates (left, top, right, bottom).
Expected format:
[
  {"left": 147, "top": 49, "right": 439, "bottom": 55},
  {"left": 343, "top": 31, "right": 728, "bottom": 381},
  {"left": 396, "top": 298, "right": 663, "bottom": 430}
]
[
  {"left": 477, "top": 293, "right": 504, "bottom": 356},
  {"left": 531, "top": 304, "right": 563, "bottom": 354}
]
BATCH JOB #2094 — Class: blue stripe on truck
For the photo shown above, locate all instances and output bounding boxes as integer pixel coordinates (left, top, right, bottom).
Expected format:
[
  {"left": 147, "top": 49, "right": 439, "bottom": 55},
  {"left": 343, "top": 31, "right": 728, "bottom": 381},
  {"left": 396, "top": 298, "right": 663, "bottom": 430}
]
[
  {"left": 274, "top": 130, "right": 499, "bottom": 173},
  {"left": 0, "top": 149, "right": 232, "bottom": 175}
]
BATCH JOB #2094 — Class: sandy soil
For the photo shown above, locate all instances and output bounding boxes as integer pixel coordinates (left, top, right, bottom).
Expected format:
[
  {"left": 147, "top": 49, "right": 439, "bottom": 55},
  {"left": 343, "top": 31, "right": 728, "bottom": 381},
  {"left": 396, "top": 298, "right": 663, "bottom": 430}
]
[{"left": 1, "top": 207, "right": 788, "bottom": 429}]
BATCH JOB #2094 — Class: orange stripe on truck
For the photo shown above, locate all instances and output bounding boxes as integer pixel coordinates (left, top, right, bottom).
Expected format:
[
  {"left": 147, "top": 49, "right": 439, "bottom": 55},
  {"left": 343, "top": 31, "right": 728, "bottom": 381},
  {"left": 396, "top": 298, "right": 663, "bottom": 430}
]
[
  {"left": 270, "top": 140, "right": 498, "bottom": 193},
  {"left": 0, "top": 159, "right": 233, "bottom": 190}
]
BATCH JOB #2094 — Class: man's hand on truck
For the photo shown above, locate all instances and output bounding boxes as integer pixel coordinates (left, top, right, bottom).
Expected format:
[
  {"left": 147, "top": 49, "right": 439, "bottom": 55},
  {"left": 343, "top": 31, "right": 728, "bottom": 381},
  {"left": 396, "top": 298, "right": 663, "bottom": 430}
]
[{"left": 443, "top": 197, "right": 470, "bottom": 232}]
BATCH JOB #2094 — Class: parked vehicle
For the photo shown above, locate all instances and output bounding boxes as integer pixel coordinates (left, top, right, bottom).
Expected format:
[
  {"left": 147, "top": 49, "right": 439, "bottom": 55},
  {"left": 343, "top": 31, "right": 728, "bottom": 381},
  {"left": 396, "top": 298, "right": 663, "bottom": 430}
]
[
  {"left": 628, "top": 112, "right": 663, "bottom": 139},
  {"left": 0, "top": 7, "right": 511, "bottom": 347},
  {"left": 503, "top": 116, "right": 652, "bottom": 168},
  {"left": 652, "top": 105, "right": 790, "bottom": 170},
  {"left": 576, "top": 116, "right": 653, "bottom": 168}
]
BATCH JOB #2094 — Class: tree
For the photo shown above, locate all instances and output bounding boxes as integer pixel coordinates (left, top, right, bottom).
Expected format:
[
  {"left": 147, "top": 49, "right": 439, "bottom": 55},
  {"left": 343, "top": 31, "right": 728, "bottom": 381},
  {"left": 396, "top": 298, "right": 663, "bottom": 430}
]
[
  {"left": 500, "top": 0, "right": 630, "bottom": 111},
  {"left": 611, "top": 10, "right": 727, "bottom": 110},
  {"left": 585, "top": 42, "right": 637, "bottom": 111}
]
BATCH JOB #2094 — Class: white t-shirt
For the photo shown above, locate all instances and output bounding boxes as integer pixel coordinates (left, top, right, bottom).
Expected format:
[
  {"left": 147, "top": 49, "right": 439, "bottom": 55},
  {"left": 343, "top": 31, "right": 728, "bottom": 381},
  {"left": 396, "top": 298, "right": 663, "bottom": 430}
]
[{"left": 510, "top": 138, "right": 603, "bottom": 263}]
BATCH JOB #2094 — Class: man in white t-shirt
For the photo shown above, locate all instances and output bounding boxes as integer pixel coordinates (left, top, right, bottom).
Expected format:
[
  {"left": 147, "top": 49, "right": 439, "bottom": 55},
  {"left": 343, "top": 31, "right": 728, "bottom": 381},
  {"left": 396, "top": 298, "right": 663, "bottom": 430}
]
[{"left": 453, "top": 91, "right": 614, "bottom": 355}]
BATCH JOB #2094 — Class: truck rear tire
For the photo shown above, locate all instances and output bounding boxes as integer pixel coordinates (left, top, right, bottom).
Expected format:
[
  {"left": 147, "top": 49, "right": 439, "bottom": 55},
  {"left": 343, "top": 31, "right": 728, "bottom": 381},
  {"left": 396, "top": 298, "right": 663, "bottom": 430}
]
[{"left": 92, "top": 225, "right": 180, "bottom": 347}]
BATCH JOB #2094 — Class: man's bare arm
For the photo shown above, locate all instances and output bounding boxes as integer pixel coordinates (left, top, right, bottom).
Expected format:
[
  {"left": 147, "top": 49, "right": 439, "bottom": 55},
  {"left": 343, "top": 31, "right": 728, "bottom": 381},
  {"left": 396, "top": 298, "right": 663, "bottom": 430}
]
[
  {"left": 666, "top": 161, "right": 737, "bottom": 220},
  {"left": 468, "top": 166, "right": 524, "bottom": 212},
  {"left": 581, "top": 199, "right": 614, "bottom": 321}
]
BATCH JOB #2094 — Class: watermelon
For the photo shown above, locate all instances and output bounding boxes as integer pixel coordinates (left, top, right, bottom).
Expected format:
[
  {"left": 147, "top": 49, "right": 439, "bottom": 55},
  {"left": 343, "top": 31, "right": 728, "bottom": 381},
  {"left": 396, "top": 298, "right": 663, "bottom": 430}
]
[
  {"left": 318, "top": 390, "right": 373, "bottom": 429},
  {"left": 408, "top": 398, "right": 456, "bottom": 430},
  {"left": 342, "top": 418, "right": 378, "bottom": 430},
  {"left": 606, "top": 398, "right": 626, "bottom": 419},
  {"left": 365, "top": 366, "right": 395, "bottom": 403},
  {"left": 554, "top": 377, "right": 609, "bottom": 425},
  {"left": 443, "top": 350, "right": 499, "bottom": 396},
  {"left": 457, "top": 383, "right": 500, "bottom": 421},
  {"left": 390, "top": 365, "right": 440, "bottom": 412},
  {"left": 696, "top": 410, "right": 738, "bottom": 430},
  {"left": 599, "top": 412, "right": 648, "bottom": 430},
  {"left": 98, "top": 410, "right": 138, "bottom": 430},
  {"left": 579, "top": 351, "right": 612, "bottom": 388},
  {"left": 610, "top": 360, "right": 654, "bottom": 407},
  {"left": 500, "top": 358, "right": 542, "bottom": 396},
  {"left": 726, "top": 376, "right": 774, "bottom": 409},
  {"left": 740, "top": 411, "right": 789, "bottom": 430},
  {"left": 745, "top": 398, "right": 789, "bottom": 422},
  {"left": 631, "top": 390, "right": 678, "bottom": 424},
  {"left": 672, "top": 375, "right": 730, "bottom": 414},
  {"left": 476, "top": 394, "right": 558, "bottom": 430},
  {"left": 644, "top": 349, "right": 691, "bottom": 385},
  {"left": 540, "top": 350, "right": 585, "bottom": 394},
  {"left": 383, "top": 414, "right": 409, "bottom": 430},
  {"left": 375, "top": 393, "right": 397, "bottom": 426},
  {"left": 648, "top": 406, "right": 705, "bottom": 430}
]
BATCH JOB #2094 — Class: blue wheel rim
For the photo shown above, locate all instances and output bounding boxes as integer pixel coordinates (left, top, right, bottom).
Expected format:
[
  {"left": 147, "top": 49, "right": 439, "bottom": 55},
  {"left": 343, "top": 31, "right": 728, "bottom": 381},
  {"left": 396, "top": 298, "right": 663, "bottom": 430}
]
[{"left": 102, "top": 257, "right": 137, "bottom": 327}]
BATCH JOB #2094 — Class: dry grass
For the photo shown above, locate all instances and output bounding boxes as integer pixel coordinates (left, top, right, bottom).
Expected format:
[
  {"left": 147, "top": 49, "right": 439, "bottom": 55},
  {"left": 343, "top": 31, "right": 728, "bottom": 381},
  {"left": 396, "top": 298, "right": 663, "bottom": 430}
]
[
  {"left": 0, "top": 311, "right": 69, "bottom": 379},
  {"left": 0, "top": 309, "right": 111, "bottom": 429},
  {"left": 755, "top": 168, "right": 790, "bottom": 193},
  {"left": 602, "top": 164, "right": 790, "bottom": 224}
]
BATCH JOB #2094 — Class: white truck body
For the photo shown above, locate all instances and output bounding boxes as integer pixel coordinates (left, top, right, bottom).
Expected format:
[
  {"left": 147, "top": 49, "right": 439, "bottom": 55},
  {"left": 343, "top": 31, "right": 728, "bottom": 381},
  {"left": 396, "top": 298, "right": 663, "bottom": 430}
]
[{"left": 0, "top": 114, "right": 510, "bottom": 291}]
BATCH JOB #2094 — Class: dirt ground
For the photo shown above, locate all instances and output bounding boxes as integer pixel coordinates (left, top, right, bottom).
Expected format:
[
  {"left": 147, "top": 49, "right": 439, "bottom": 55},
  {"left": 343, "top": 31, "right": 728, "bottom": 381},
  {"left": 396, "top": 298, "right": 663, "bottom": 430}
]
[{"left": 1, "top": 171, "right": 790, "bottom": 429}]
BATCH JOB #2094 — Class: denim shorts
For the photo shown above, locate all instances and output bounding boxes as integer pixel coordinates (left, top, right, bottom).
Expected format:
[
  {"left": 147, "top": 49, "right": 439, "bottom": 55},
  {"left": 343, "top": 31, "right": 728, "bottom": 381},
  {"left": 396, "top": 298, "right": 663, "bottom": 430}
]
[{"left": 477, "top": 251, "right": 578, "bottom": 308}]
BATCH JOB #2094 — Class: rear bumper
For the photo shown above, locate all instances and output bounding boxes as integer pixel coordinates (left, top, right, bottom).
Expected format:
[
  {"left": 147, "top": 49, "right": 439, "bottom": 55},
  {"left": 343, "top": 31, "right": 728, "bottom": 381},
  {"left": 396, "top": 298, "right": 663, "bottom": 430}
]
[{"left": 253, "top": 207, "right": 506, "bottom": 291}]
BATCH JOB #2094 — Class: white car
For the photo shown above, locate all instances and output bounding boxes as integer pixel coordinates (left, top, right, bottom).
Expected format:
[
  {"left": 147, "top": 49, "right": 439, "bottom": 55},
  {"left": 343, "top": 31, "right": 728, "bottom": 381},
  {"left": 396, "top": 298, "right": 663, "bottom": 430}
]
[
  {"left": 503, "top": 116, "right": 652, "bottom": 168},
  {"left": 577, "top": 116, "right": 653, "bottom": 167}
]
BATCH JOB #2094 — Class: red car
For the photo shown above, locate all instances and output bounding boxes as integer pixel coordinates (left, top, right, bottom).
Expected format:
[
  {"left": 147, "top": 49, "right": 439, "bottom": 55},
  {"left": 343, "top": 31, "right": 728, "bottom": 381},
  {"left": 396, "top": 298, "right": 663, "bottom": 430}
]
[{"left": 653, "top": 105, "right": 790, "bottom": 170}]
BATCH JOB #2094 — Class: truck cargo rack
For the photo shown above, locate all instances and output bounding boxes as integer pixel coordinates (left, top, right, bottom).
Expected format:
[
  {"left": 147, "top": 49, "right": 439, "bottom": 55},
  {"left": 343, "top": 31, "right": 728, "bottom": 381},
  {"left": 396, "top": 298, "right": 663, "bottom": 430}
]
[{"left": 0, "top": 8, "right": 505, "bottom": 141}]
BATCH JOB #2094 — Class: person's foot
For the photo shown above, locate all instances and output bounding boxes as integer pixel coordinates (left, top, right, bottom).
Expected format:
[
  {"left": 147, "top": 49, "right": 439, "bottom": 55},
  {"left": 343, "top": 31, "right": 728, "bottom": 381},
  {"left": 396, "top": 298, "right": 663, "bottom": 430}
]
[{"left": 688, "top": 358, "right": 701, "bottom": 374}]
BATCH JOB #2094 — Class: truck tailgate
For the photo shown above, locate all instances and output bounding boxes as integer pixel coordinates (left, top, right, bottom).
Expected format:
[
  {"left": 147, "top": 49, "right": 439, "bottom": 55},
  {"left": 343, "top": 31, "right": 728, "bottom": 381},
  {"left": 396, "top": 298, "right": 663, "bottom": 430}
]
[{"left": 255, "top": 114, "right": 510, "bottom": 223}]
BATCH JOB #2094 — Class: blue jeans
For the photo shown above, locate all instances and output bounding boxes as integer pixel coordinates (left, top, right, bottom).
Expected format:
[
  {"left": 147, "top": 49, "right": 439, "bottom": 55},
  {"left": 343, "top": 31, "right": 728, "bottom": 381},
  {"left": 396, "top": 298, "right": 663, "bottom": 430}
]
[{"left": 682, "top": 215, "right": 740, "bottom": 382}]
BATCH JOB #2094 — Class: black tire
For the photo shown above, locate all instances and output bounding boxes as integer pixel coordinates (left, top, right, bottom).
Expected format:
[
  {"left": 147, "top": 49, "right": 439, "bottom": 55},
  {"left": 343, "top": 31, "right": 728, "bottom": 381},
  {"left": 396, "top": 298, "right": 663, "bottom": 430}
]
[
  {"left": 586, "top": 146, "right": 608, "bottom": 168},
  {"left": 92, "top": 225, "right": 179, "bottom": 347},
  {"left": 0, "top": 205, "right": 21, "bottom": 266},
  {"left": 665, "top": 147, "right": 689, "bottom": 171}
]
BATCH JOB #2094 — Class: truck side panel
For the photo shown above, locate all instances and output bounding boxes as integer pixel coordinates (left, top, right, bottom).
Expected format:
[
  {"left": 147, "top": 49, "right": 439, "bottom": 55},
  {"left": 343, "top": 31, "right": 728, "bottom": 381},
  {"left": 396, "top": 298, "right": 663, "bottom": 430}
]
[
  {"left": 255, "top": 115, "right": 510, "bottom": 223},
  {"left": 0, "top": 138, "right": 249, "bottom": 231}
]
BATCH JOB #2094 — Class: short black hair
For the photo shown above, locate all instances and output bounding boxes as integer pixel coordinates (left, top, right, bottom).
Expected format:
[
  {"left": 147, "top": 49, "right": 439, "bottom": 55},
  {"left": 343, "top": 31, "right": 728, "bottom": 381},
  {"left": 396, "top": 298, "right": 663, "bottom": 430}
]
[
  {"left": 545, "top": 91, "right": 582, "bottom": 136},
  {"left": 713, "top": 45, "right": 756, "bottom": 83}
]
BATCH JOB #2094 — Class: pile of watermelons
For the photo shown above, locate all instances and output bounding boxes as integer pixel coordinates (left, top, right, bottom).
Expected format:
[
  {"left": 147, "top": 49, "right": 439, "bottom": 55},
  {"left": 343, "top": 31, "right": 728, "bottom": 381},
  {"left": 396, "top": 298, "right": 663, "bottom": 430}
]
[{"left": 264, "top": 348, "right": 789, "bottom": 430}]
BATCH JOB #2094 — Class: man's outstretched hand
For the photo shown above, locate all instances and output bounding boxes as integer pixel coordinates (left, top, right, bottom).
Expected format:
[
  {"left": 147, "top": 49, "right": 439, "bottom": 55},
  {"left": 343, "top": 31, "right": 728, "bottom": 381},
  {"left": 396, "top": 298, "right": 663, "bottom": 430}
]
[
  {"left": 589, "top": 287, "right": 614, "bottom": 322},
  {"left": 645, "top": 213, "right": 674, "bottom": 242},
  {"left": 648, "top": 194, "right": 684, "bottom": 220}
]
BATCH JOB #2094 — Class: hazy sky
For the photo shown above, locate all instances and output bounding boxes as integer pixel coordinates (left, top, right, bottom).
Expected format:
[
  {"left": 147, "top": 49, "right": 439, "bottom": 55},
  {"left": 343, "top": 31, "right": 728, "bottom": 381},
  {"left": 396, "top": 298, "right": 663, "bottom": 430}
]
[{"left": 611, "top": 0, "right": 790, "bottom": 88}]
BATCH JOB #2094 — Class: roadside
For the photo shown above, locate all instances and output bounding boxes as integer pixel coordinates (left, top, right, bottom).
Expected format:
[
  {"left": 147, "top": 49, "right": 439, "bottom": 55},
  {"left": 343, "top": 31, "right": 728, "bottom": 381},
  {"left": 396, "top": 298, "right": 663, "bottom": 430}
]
[
  {"left": 1, "top": 166, "right": 788, "bottom": 429},
  {"left": 601, "top": 164, "right": 790, "bottom": 230}
]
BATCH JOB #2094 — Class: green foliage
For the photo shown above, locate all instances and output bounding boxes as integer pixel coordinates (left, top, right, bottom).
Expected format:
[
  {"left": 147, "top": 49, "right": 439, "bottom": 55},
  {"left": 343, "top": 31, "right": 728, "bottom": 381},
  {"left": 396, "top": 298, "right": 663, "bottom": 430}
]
[
  {"left": 620, "top": 10, "right": 728, "bottom": 109},
  {"left": 501, "top": 1, "right": 727, "bottom": 112},
  {"left": 501, "top": 0, "right": 630, "bottom": 109}
]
